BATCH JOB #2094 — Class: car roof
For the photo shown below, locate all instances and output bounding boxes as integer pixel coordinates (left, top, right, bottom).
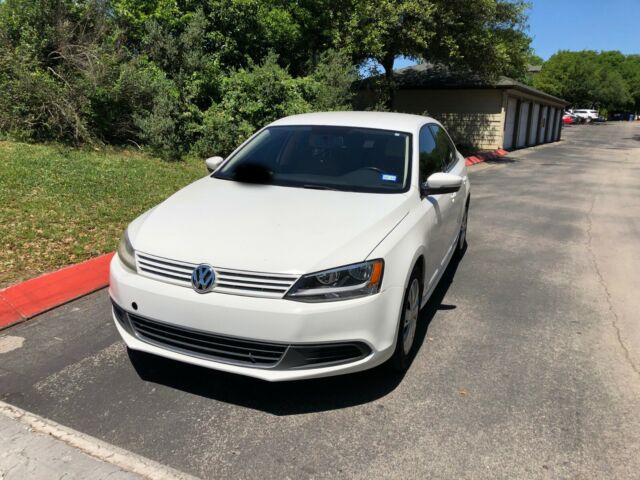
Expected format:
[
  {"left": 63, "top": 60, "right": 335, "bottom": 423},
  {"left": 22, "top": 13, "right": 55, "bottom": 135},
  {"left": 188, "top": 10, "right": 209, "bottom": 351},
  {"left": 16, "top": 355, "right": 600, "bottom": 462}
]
[{"left": 268, "top": 111, "right": 436, "bottom": 133}]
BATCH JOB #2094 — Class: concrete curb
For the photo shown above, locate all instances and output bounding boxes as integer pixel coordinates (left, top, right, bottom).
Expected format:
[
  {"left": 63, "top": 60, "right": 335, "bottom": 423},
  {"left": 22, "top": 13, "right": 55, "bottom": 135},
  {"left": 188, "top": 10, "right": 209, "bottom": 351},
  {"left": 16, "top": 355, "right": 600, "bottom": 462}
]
[
  {"left": 0, "top": 253, "right": 114, "bottom": 330},
  {"left": 0, "top": 148, "right": 506, "bottom": 331},
  {"left": 0, "top": 401, "right": 199, "bottom": 480},
  {"left": 465, "top": 148, "right": 509, "bottom": 166}
]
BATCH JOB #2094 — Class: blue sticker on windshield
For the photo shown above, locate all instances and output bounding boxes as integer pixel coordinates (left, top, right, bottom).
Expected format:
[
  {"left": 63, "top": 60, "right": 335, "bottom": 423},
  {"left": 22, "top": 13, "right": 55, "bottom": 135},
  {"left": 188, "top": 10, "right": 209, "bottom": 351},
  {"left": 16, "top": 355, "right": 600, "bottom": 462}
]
[{"left": 381, "top": 174, "right": 397, "bottom": 182}]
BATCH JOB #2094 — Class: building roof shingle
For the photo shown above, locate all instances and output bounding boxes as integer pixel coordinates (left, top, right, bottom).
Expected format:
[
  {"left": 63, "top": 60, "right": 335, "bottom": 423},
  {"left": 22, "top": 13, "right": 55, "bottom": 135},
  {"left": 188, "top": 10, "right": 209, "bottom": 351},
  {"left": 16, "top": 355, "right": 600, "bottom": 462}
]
[{"left": 392, "top": 63, "right": 568, "bottom": 106}]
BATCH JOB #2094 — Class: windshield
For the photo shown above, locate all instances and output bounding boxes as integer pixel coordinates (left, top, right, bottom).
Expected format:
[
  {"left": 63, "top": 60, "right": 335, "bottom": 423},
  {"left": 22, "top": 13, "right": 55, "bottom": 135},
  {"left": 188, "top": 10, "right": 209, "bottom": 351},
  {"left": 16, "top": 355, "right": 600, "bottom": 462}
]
[{"left": 213, "top": 126, "right": 411, "bottom": 193}]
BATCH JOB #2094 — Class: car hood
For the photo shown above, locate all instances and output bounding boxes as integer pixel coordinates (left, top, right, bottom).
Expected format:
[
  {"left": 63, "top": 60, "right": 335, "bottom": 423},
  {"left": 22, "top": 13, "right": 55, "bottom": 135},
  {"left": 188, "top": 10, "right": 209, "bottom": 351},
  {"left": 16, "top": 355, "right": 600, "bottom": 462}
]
[{"left": 130, "top": 177, "right": 410, "bottom": 274}]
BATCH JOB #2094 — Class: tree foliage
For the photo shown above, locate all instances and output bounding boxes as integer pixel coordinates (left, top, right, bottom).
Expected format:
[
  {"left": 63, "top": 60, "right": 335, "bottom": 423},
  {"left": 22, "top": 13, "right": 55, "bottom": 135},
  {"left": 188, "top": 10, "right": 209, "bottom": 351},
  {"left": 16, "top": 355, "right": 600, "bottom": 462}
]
[
  {"left": 0, "top": 0, "right": 532, "bottom": 158},
  {"left": 534, "top": 50, "right": 639, "bottom": 113},
  {"left": 341, "top": 0, "right": 531, "bottom": 80}
]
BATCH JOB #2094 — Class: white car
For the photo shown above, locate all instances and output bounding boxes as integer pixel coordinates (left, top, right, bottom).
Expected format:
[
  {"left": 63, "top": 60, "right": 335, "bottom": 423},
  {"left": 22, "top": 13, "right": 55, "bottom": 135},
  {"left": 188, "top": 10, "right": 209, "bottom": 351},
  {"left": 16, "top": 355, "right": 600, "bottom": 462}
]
[
  {"left": 572, "top": 109, "right": 599, "bottom": 122},
  {"left": 109, "top": 112, "right": 470, "bottom": 381}
]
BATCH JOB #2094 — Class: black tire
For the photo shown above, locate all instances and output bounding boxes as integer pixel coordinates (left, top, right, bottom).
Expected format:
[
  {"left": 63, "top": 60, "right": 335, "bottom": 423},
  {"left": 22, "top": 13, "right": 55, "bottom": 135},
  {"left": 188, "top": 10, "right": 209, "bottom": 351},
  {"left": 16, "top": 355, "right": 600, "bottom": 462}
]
[
  {"left": 456, "top": 201, "right": 469, "bottom": 255},
  {"left": 390, "top": 268, "right": 422, "bottom": 372}
]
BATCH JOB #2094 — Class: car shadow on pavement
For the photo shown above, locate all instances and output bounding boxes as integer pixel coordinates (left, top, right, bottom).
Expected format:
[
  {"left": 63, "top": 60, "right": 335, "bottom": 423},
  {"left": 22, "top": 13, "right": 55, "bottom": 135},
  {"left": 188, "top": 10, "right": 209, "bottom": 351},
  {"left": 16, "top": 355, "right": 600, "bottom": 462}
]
[
  {"left": 484, "top": 155, "right": 518, "bottom": 164},
  {"left": 128, "top": 252, "right": 464, "bottom": 415}
]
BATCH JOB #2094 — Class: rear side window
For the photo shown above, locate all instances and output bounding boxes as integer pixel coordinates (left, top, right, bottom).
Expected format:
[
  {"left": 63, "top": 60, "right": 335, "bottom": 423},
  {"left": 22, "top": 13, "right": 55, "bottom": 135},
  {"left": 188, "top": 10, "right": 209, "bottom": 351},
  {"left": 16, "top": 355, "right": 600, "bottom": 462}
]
[
  {"left": 418, "top": 126, "right": 441, "bottom": 183},
  {"left": 428, "top": 124, "right": 457, "bottom": 171}
]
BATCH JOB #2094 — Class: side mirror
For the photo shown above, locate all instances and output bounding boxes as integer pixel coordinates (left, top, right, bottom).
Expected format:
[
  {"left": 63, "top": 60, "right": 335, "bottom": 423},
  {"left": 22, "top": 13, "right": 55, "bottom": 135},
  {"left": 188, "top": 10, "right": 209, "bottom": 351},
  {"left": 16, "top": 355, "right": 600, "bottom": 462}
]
[
  {"left": 205, "top": 156, "right": 224, "bottom": 173},
  {"left": 420, "top": 172, "right": 463, "bottom": 196}
]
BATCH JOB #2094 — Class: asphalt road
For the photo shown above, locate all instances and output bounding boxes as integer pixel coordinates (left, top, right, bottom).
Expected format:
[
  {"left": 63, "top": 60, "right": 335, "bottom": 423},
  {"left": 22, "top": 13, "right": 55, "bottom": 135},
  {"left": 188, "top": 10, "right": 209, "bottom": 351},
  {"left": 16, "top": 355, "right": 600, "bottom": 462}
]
[{"left": 1, "top": 122, "right": 639, "bottom": 479}]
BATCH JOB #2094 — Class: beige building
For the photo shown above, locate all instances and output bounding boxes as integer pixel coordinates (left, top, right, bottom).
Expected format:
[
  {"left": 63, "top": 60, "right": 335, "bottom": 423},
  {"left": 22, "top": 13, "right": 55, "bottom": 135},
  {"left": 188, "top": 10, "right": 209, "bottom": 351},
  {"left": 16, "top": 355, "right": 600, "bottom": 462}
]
[{"left": 363, "top": 64, "right": 569, "bottom": 151}]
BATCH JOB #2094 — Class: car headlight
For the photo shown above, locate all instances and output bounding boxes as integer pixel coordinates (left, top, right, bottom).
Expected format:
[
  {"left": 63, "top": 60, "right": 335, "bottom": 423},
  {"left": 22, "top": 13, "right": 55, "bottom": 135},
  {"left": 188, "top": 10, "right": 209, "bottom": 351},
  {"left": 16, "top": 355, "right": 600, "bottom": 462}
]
[
  {"left": 117, "top": 229, "right": 137, "bottom": 271},
  {"left": 285, "top": 260, "right": 383, "bottom": 302}
]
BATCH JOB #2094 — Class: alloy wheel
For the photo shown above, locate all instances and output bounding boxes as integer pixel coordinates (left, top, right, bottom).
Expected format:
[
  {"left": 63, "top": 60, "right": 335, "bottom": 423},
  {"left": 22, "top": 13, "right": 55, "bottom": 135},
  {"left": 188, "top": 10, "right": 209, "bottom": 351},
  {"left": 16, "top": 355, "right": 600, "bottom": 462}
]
[
  {"left": 402, "top": 278, "right": 420, "bottom": 355},
  {"left": 458, "top": 208, "right": 468, "bottom": 250}
]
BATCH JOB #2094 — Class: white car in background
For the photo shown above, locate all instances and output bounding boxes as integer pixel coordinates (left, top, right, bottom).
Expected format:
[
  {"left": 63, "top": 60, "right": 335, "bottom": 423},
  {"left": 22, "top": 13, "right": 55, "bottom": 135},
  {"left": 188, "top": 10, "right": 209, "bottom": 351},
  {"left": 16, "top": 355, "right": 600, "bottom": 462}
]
[
  {"left": 572, "top": 109, "right": 599, "bottom": 122},
  {"left": 109, "top": 112, "right": 470, "bottom": 381}
]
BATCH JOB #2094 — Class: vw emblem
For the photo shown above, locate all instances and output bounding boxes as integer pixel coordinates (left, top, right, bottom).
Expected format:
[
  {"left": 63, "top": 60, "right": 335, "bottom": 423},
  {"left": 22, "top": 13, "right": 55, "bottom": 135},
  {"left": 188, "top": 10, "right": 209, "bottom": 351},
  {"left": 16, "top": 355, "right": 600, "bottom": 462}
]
[{"left": 191, "top": 264, "right": 216, "bottom": 293}]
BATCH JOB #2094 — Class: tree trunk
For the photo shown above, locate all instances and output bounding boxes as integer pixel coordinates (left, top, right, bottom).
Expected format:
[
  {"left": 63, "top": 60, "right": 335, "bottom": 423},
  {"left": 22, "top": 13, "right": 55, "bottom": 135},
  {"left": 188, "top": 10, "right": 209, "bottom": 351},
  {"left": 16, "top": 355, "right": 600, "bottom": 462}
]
[{"left": 381, "top": 54, "right": 395, "bottom": 110}]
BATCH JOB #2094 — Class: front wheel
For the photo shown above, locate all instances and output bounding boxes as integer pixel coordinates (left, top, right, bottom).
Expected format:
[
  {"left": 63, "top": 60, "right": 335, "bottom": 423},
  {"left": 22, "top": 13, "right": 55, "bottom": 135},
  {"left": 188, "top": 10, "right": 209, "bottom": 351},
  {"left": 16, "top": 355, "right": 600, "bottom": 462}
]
[
  {"left": 457, "top": 203, "right": 469, "bottom": 253},
  {"left": 390, "top": 271, "right": 422, "bottom": 372}
]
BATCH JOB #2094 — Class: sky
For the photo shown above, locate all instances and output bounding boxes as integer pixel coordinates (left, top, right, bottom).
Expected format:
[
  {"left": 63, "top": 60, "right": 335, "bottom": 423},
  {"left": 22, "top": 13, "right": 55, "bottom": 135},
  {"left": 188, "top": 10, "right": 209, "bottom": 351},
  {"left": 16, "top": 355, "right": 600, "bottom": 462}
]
[
  {"left": 529, "top": 0, "right": 640, "bottom": 59},
  {"left": 394, "top": 0, "right": 640, "bottom": 70}
]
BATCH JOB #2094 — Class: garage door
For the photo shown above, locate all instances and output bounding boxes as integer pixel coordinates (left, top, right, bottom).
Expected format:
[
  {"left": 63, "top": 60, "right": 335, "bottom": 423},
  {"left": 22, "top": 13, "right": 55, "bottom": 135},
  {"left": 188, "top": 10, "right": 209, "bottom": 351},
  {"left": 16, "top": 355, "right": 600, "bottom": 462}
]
[
  {"left": 546, "top": 108, "right": 556, "bottom": 142},
  {"left": 539, "top": 106, "right": 548, "bottom": 144},
  {"left": 503, "top": 97, "right": 518, "bottom": 149},
  {"left": 516, "top": 101, "right": 530, "bottom": 148},
  {"left": 550, "top": 109, "right": 557, "bottom": 141},
  {"left": 529, "top": 103, "right": 540, "bottom": 146},
  {"left": 553, "top": 109, "right": 561, "bottom": 141}
]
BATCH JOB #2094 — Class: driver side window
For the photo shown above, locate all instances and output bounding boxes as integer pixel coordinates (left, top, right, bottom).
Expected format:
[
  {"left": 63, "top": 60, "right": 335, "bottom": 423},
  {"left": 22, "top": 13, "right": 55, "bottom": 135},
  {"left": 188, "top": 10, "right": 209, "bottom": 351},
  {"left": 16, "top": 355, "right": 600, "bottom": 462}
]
[
  {"left": 428, "top": 124, "right": 456, "bottom": 171},
  {"left": 419, "top": 125, "right": 441, "bottom": 183}
]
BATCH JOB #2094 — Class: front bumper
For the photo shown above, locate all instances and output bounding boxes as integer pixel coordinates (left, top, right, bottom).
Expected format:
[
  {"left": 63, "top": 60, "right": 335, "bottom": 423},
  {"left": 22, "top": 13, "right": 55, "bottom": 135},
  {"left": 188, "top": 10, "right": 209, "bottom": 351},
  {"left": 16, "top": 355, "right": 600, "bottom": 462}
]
[{"left": 109, "top": 256, "right": 403, "bottom": 381}]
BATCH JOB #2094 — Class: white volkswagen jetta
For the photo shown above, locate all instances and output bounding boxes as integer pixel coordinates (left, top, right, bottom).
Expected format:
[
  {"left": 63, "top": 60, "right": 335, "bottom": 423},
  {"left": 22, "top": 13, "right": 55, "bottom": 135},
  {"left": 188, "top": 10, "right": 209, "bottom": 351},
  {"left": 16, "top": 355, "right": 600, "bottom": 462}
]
[{"left": 110, "top": 112, "right": 470, "bottom": 381}]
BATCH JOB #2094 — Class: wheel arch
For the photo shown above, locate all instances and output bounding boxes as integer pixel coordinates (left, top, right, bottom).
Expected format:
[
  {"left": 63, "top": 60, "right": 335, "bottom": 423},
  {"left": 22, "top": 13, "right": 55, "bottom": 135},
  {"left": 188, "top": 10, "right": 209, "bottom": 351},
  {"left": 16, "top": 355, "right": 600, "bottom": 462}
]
[{"left": 412, "top": 255, "right": 425, "bottom": 291}]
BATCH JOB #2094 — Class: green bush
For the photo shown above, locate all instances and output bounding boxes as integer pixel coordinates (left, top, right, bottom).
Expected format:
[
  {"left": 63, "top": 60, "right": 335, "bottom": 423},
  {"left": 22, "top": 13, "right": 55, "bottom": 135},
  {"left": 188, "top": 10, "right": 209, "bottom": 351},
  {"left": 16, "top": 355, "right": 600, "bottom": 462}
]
[
  {"left": 0, "top": 47, "right": 92, "bottom": 143},
  {"left": 0, "top": 0, "right": 360, "bottom": 159},
  {"left": 194, "top": 53, "right": 311, "bottom": 158},
  {"left": 306, "top": 49, "right": 358, "bottom": 112}
]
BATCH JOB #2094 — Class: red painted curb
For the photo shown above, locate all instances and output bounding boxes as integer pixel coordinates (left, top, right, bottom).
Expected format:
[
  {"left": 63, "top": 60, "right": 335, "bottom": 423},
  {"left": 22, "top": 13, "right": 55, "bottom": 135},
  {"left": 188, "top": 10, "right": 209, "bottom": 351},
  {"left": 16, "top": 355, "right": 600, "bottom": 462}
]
[
  {"left": 465, "top": 148, "right": 509, "bottom": 166},
  {"left": 0, "top": 252, "right": 114, "bottom": 330}
]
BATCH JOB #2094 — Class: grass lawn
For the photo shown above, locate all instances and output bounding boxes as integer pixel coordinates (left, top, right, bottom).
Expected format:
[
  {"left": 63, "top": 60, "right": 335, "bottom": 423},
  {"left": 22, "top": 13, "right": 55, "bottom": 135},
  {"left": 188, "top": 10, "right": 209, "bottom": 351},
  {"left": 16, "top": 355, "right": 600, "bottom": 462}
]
[{"left": 0, "top": 141, "right": 207, "bottom": 288}]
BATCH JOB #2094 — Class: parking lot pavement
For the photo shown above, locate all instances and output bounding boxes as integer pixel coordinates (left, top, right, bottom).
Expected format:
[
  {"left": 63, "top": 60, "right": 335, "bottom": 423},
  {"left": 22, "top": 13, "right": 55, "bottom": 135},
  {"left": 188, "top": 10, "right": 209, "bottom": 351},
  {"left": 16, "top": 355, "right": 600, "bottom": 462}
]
[{"left": 1, "top": 122, "right": 639, "bottom": 479}]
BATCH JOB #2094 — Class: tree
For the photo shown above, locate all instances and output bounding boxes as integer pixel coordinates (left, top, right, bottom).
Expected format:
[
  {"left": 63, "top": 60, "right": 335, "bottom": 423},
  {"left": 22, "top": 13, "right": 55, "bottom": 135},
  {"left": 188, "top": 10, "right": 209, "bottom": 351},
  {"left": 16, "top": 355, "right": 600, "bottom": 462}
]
[
  {"left": 427, "top": 0, "right": 532, "bottom": 80},
  {"left": 343, "top": 1, "right": 435, "bottom": 82},
  {"left": 194, "top": 53, "right": 311, "bottom": 157},
  {"left": 534, "top": 51, "right": 599, "bottom": 105},
  {"left": 594, "top": 69, "right": 632, "bottom": 111},
  {"left": 0, "top": 0, "right": 532, "bottom": 156},
  {"left": 307, "top": 49, "right": 359, "bottom": 111},
  {"left": 112, "top": 0, "right": 181, "bottom": 44},
  {"left": 341, "top": 0, "right": 531, "bottom": 105},
  {"left": 534, "top": 50, "right": 636, "bottom": 112},
  {"left": 620, "top": 55, "right": 640, "bottom": 111},
  {"left": 527, "top": 53, "right": 544, "bottom": 66}
]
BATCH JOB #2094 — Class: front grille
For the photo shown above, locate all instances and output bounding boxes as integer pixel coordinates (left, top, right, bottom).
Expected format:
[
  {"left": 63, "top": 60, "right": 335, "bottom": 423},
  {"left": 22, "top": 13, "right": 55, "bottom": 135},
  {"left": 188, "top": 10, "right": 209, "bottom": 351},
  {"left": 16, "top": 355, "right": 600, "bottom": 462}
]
[
  {"left": 128, "top": 313, "right": 288, "bottom": 367},
  {"left": 116, "top": 302, "right": 372, "bottom": 370},
  {"left": 135, "top": 252, "right": 299, "bottom": 298}
]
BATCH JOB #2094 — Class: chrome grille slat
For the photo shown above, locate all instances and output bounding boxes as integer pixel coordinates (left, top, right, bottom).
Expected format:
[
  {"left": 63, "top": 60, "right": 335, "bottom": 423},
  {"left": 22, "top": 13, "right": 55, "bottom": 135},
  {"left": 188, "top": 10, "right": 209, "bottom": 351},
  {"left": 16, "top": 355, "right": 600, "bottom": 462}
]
[
  {"left": 138, "top": 262, "right": 192, "bottom": 278},
  {"left": 214, "top": 279, "right": 290, "bottom": 289},
  {"left": 135, "top": 252, "right": 299, "bottom": 298},
  {"left": 138, "top": 260, "right": 191, "bottom": 276},
  {"left": 137, "top": 254, "right": 195, "bottom": 271},
  {"left": 216, "top": 284, "right": 286, "bottom": 293},
  {"left": 139, "top": 267, "right": 189, "bottom": 283},
  {"left": 216, "top": 274, "right": 293, "bottom": 285},
  {"left": 215, "top": 271, "right": 297, "bottom": 282}
]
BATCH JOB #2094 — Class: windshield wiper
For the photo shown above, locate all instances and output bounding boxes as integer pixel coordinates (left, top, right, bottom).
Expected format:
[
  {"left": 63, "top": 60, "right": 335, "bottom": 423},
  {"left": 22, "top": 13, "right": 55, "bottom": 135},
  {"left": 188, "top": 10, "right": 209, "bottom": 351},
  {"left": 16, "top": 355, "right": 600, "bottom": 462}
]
[{"left": 302, "top": 184, "right": 340, "bottom": 191}]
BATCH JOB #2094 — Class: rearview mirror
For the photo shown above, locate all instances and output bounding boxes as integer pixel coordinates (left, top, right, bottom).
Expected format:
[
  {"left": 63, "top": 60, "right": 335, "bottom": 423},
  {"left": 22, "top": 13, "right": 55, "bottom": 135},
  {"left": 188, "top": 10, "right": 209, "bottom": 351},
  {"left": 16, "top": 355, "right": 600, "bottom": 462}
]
[
  {"left": 420, "top": 172, "right": 463, "bottom": 196},
  {"left": 205, "top": 156, "right": 224, "bottom": 173}
]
